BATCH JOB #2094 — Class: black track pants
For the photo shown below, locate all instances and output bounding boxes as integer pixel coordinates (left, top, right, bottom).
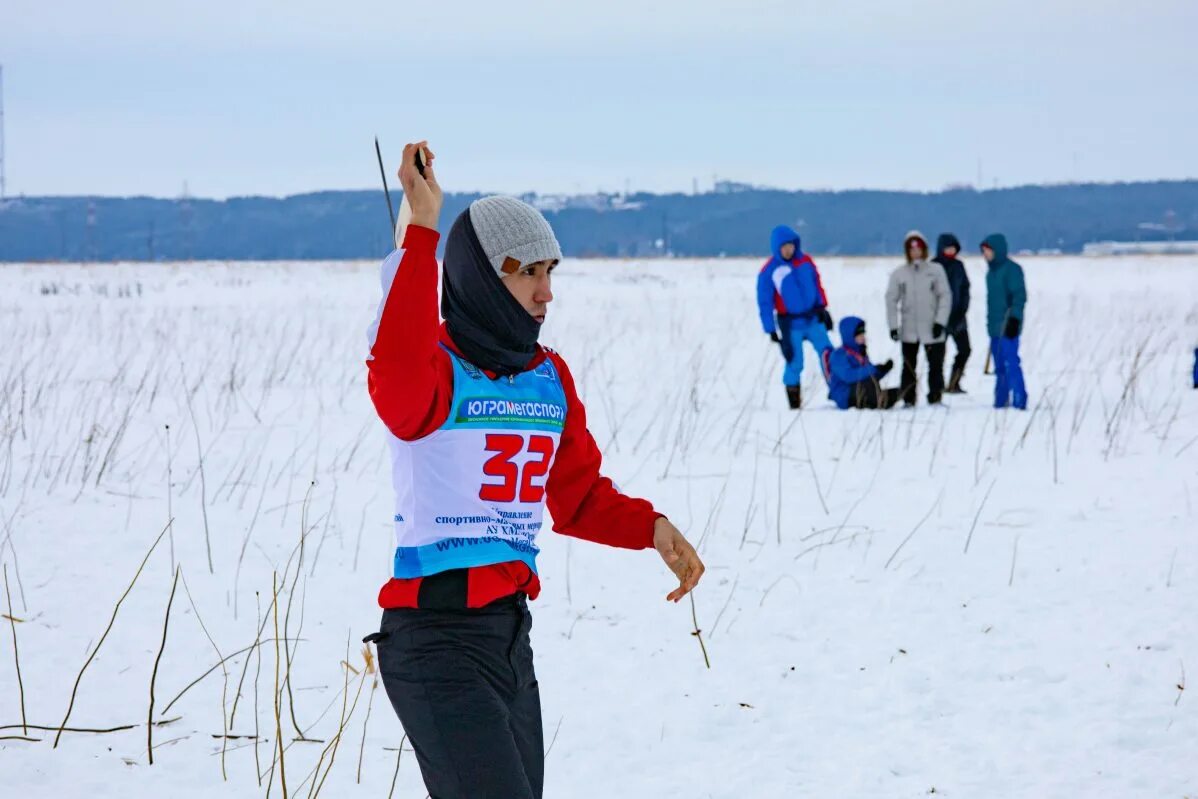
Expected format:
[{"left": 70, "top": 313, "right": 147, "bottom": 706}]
[
  {"left": 375, "top": 595, "right": 543, "bottom": 799},
  {"left": 900, "top": 341, "right": 947, "bottom": 404}
]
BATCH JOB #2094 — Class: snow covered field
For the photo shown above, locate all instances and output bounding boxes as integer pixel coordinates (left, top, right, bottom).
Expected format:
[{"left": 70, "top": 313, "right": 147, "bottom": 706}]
[{"left": 1, "top": 254, "right": 1196, "bottom": 798}]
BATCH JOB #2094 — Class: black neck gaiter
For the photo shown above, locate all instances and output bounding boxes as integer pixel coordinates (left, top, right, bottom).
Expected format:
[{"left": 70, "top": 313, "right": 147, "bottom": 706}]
[{"left": 440, "top": 208, "right": 541, "bottom": 376}]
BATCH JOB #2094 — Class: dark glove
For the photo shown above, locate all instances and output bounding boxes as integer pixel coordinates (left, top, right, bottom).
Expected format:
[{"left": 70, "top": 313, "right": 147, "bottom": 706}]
[
  {"left": 769, "top": 331, "right": 782, "bottom": 344},
  {"left": 889, "top": 329, "right": 899, "bottom": 342},
  {"left": 876, "top": 359, "right": 894, "bottom": 378},
  {"left": 818, "top": 308, "right": 834, "bottom": 331},
  {"left": 1003, "top": 317, "right": 1021, "bottom": 339},
  {"left": 932, "top": 323, "right": 945, "bottom": 339}
]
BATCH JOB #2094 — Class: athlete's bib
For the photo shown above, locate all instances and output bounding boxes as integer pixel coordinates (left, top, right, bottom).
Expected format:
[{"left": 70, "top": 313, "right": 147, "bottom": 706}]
[{"left": 387, "top": 348, "right": 567, "bottom": 578}]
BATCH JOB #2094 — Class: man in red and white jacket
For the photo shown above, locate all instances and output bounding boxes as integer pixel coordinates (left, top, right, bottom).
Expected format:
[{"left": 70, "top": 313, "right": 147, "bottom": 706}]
[{"left": 365, "top": 142, "right": 704, "bottom": 799}]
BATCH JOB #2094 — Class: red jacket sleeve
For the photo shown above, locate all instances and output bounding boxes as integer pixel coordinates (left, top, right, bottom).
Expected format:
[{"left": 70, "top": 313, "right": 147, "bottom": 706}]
[
  {"left": 543, "top": 351, "right": 660, "bottom": 549},
  {"left": 366, "top": 225, "right": 453, "bottom": 441},
  {"left": 811, "top": 255, "right": 830, "bottom": 307}
]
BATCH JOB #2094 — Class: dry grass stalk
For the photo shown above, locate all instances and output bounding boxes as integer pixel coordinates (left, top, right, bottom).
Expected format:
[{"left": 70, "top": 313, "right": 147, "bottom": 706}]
[
  {"left": 386, "top": 734, "right": 408, "bottom": 799},
  {"left": 272, "top": 572, "right": 289, "bottom": 799},
  {"left": 689, "top": 593, "right": 711, "bottom": 669},
  {"left": 53, "top": 520, "right": 171, "bottom": 748},
  {"left": 355, "top": 644, "right": 378, "bottom": 784},
  {"left": 148, "top": 565, "right": 181, "bottom": 765},
  {"left": 3, "top": 563, "right": 26, "bottom": 734},
  {"left": 181, "top": 375, "right": 214, "bottom": 573},
  {"left": 179, "top": 570, "right": 230, "bottom": 780}
]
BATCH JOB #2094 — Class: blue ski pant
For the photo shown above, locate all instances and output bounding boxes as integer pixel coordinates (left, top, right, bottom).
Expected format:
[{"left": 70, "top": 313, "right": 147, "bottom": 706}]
[
  {"left": 778, "top": 315, "right": 832, "bottom": 387},
  {"left": 990, "top": 336, "right": 1028, "bottom": 410}
]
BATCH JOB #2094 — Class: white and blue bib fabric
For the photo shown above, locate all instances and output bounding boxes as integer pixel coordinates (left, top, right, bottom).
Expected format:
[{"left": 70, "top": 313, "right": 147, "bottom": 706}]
[{"left": 388, "top": 348, "right": 567, "bottom": 578}]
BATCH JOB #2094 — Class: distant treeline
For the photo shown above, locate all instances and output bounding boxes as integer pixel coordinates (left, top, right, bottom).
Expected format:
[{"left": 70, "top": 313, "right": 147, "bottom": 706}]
[{"left": 2, "top": 180, "right": 1196, "bottom": 261}]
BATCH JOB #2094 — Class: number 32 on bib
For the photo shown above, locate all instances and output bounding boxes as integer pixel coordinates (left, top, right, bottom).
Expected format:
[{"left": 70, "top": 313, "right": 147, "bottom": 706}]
[{"left": 480, "top": 433, "right": 556, "bottom": 504}]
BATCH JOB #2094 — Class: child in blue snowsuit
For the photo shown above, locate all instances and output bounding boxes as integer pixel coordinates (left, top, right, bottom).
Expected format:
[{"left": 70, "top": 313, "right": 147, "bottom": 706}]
[
  {"left": 981, "top": 233, "right": 1028, "bottom": 410},
  {"left": 756, "top": 225, "right": 834, "bottom": 409},
  {"left": 827, "top": 317, "right": 898, "bottom": 409}
]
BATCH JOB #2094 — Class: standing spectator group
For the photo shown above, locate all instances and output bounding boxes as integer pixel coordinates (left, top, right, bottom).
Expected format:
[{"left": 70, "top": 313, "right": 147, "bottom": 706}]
[{"left": 756, "top": 225, "right": 1029, "bottom": 411}]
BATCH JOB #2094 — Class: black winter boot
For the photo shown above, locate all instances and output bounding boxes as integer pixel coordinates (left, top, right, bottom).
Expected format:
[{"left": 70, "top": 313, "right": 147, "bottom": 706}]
[
  {"left": 785, "top": 385, "right": 802, "bottom": 410},
  {"left": 947, "top": 370, "right": 967, "bottom": 394}
]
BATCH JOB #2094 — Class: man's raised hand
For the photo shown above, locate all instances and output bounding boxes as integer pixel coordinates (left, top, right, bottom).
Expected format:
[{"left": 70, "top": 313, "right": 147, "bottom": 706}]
[{"left": 399, "top": 141, "right": 442, "bottom": 231}]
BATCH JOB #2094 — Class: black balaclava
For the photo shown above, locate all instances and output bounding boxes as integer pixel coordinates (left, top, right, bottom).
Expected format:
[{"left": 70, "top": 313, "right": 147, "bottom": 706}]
[{"left": 440, "top": 208, "right": 542, "bottom": 376}]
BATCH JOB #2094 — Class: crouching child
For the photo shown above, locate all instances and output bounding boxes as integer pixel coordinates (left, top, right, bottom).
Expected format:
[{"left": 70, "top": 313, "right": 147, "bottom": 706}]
[{"left": 827, "top": 317, "right": 899, "bottom": 409}]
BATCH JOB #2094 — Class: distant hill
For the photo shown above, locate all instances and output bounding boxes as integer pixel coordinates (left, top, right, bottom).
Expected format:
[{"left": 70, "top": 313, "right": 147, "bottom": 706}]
[{"left": 2, "top": 180, "right": 1196, "bottom": 261}]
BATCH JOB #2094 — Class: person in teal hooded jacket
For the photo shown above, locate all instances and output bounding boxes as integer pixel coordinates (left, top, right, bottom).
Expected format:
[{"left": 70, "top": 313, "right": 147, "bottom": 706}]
[{"left": 981, "top": 233, "right": 1028, "bottom": 409}]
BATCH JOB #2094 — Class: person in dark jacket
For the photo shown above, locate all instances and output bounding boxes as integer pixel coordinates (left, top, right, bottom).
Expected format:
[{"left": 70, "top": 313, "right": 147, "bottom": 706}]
[
  {"left": 933, "top": 233, "right": 972, "bottom": 393},
  {"left": 981, "top": 233, "right": 1028, "bottom": 409},
  {"left": 827, "top": 316, "right": 898, "bottom": 409}
]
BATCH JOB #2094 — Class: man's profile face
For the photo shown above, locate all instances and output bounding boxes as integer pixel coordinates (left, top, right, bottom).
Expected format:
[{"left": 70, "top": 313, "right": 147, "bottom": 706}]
[{"left": 501, "top": 259, "right": 556, "bottom": 324}]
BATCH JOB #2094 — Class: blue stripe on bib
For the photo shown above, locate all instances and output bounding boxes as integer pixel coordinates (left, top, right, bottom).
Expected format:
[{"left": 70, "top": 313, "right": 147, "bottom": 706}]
[
  {"left": 393, "top": 536, "right": 539, "bottom": 579},
  {"left": 440, "top": 355, "right": 566, "bottom": 433}
]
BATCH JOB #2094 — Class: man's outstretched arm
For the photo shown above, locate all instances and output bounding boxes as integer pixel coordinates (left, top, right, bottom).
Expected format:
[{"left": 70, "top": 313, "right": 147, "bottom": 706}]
[{"left": 544, "top": 351, "right": 705, "bottom": 602}]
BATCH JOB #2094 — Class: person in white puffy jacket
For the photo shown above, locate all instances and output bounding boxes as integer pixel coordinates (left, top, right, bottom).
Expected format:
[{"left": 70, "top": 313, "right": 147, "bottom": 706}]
[{"left": 885, "top": 230, "right": 951, "bottom": 405}]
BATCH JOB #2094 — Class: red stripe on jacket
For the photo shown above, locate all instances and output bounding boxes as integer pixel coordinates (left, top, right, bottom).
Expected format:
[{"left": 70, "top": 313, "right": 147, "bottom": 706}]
[
  {"left": 759, "top": 253, "right": 828, "bottom": 315},
  {"left": 806, "top": 255, "right": 830, "bottom": 307},
  {"left": 368, "top": 225, "right": 659, "bottom": 609}
]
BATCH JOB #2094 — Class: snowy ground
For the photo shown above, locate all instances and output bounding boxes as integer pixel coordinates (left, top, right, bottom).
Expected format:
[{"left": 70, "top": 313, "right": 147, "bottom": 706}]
[{"left": 1, "top": 254, "right": 1196, "bottom": 798}]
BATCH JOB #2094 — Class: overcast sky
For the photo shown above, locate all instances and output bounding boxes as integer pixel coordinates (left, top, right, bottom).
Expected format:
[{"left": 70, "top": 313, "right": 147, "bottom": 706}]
[{"left": 3, "top": 0, "right": 1196, "bottom": 198}]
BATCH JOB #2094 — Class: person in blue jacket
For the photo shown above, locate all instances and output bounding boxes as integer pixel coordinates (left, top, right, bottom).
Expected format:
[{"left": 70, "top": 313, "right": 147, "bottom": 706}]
[
  {"left": 756, "top": 225, "right": 834, "bottom": 409},
  {"left": 827, "top": 316, "right": 898, "bottom": 409},
  {"left": 981, "top": 233, "right": 1028, "bottom": 409}
]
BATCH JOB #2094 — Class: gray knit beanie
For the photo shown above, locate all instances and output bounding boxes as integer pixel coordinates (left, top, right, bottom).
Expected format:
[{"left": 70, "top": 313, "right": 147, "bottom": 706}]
[{"left": 468, "top": 196, "right": 563, "bottom": 277}]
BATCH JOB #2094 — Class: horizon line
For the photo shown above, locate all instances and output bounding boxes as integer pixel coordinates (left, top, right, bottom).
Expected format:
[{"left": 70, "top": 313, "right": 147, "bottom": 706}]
[{"left": 4, "top": 176, "right": 1198, "bottom": 204}]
